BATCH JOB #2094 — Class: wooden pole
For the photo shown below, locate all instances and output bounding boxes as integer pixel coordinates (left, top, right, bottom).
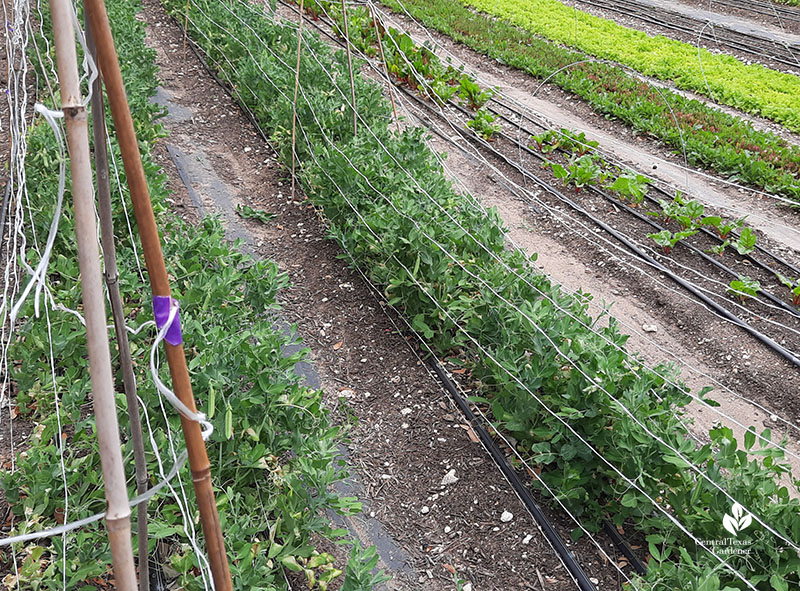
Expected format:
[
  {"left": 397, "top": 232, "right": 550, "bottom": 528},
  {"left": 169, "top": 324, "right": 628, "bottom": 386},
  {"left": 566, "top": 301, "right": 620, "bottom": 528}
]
[
  {"left": 83, "top": 2, "right": 233, "bottom": 589},
  {"left": 340, "top": 0, "right": 358, "bottom": 136},
  {"left": 47, "top": 0, "right": 137, "bottom": 589},
  {"left": 291, "top": 0, "right": 305, "bottom": 199},
  {"left": 85, "top": 13, "right": 150, "bottom": 591}
]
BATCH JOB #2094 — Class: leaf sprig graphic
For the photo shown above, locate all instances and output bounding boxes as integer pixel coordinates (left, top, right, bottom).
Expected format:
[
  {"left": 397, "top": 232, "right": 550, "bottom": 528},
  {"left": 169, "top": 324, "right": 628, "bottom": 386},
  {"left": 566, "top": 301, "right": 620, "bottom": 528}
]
[{"left": 722, "top": 502, "right": 753, "bottom": 536}]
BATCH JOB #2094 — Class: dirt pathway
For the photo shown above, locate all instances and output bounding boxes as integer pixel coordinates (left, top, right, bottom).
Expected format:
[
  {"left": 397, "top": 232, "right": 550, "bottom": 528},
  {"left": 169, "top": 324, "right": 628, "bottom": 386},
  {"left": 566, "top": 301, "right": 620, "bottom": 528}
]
[
  {"left": 675, "top": 0, "right": 800, "bottom": 35},
  {"left": 140, "top": 1, "right": 627, "bottom": 589},
  {"left": 629, "top": 0, "right": 800, "bottom": 44}
]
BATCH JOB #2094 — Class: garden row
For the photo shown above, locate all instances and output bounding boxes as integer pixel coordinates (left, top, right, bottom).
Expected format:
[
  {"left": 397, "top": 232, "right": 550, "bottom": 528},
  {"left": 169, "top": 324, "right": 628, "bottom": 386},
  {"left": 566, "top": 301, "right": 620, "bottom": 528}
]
[
  {"left": 306, "top": 0, "right": 800, "bottom": 313},
  {"left": 459, "top": 0, "right": 800, "bottom": 131},
  {"left": 1, "top": 1, "right": 385, "bottom": 589},
  {"left": 533, "top": 130, "right": 800, "bottom": 300},
  {"left": 169, "top": 0, "right": 800, "bottom": 589},
  {"left": 377, "top": 0, "right": 800, "bottom": 203}
]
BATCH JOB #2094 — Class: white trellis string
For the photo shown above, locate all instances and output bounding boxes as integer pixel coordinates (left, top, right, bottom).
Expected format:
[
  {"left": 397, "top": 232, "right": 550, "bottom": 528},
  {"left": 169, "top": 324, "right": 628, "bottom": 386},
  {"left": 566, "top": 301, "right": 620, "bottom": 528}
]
[
  {"left": 149, "top": 299, "right": 214, "bottom": 441},
  {"left": 9, "top": 104, "right": 65, "bottom": 325},
  {"left": 0, "top": 450, "right": 189, "bottom": 548}
]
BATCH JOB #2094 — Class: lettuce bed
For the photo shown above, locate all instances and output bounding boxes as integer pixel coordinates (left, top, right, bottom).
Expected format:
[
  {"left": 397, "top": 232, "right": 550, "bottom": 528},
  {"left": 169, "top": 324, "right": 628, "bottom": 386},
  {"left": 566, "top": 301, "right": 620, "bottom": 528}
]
[{"left": 461, "top": 0, "right": 800, "bottom": 132}]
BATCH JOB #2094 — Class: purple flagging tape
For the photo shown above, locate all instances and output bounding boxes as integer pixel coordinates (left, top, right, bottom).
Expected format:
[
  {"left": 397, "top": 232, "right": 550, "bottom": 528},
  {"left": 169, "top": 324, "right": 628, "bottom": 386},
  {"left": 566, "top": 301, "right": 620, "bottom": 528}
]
[{"left": 153, "top": 296, "right": 183, "bottom": 346}]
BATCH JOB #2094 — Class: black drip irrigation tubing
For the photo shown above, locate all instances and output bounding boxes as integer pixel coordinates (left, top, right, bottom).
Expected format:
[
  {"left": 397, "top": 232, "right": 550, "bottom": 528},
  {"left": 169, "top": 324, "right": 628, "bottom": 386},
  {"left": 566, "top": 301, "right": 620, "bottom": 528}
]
[
  {"left": 429, "top": 359, "right": 600, "bottom": 591},
  {"left": 486, "top": 95, "right": 800, "bottom": 281},
  {"left": 574, "top": 0, "right": 800, "bottom": 68},
  {"left": 377, "top": 64, "right": 800, "bottom": 369},
  {"left": 602, "top": 520, "right": 647, "bottom": 577},
  {"left": 480, "top": 108, "right": 800, "bottom": 318},
  {"left": 584, "top": 182, "right": 800, "bottom": 319},
  {"left": 710, "top": 0, "right": 800, "bottom": 24},
  {"left": 397, "top": 81, "right": 800, "bottom": 368}
]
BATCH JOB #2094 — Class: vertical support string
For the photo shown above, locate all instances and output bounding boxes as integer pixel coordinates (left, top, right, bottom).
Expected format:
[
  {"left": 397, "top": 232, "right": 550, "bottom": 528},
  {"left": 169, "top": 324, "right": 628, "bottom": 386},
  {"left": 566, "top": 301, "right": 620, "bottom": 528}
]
[{"left": 291, "top": 0, "right": 305, "bottom": 198}]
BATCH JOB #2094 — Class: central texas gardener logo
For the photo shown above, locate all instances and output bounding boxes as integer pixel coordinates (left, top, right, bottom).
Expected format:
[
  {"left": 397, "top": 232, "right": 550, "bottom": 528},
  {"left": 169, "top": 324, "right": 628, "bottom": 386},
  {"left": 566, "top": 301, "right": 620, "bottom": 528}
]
[{"left": 722, "top": 502, "right": 753, "bottom": 537}]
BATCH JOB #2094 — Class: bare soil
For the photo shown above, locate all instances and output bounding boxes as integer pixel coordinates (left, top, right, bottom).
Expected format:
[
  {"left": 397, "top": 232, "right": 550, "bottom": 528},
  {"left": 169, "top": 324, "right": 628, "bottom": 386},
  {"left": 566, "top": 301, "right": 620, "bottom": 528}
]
[{"left": 674, "top": 0, "right": 800, "bottom": 36}]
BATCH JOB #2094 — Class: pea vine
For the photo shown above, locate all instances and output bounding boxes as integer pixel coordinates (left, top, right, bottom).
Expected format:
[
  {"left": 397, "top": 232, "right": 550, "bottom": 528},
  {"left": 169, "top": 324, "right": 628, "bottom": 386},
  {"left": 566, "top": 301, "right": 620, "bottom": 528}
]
[{"left": 166, "top": 1, "right": 800, "bottom": 589}]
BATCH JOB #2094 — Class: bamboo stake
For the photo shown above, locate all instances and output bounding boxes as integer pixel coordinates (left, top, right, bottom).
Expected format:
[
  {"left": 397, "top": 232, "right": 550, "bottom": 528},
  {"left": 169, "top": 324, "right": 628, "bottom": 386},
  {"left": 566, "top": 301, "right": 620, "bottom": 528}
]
[
  {"left": 368, "top": 2, "right": 398, "bottom": 123},
  {"left": 83, "top": 2, "right": 233, "bottom": 589},
  {"left": 340, "top": 0, "right": 358, "bottom": 136},
  {"left": 85, "top": 14, "right": 150, "bottom": 591},
  {"left": 47, "top": 0, "right": 137, "bottom": 588},
  {"left": 291, "top": 0, "right": 304, "bottom": 199}
]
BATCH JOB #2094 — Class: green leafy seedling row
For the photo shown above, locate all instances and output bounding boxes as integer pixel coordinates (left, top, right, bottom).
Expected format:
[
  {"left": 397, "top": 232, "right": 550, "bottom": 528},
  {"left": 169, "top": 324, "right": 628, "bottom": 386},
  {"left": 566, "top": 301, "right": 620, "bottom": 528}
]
[{"left": 461, "top": 0, "right": 800, "bottom": 131}]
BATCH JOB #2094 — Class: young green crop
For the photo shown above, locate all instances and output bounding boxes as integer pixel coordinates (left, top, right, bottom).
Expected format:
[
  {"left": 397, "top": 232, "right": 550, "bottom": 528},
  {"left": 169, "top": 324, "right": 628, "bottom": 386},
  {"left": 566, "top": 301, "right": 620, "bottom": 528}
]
[
  {"left": 647, "top": 229, "right": 698, "bottom": 254},
  {"left": 547, "top": 154, "right": 608, "bottom": 192},
  {"left": 532, "top": 129, "right": 599, "bottom": 156},
  {"left": 609, "top": 172, "right": 649, "bottom": 206},
  {"left": 466, "top": 107, "right": 501, "bottom": 140},
  {"left": 778, "top": 275, "right": 800, "bottom": 307},
  {"left": 728, "top": 276, "right": 761, "bottom": 301},
  {"left": 700, "top": 215, "right": 745, "bottom": 240},
  {"left": 457, "top": 75, "right": 494, "bottom": 110},
  {"left": 733, "top": 227, "right": 758, "bottom": 255},
  {"left": 460, "top": 0, "right": 800, "bottom": 132}
]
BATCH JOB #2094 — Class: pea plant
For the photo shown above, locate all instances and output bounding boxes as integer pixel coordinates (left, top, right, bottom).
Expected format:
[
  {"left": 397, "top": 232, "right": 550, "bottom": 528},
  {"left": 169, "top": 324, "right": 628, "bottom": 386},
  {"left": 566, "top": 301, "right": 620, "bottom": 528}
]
[{"left": 4, "top": 1, "right": 387, "bottom": 589}]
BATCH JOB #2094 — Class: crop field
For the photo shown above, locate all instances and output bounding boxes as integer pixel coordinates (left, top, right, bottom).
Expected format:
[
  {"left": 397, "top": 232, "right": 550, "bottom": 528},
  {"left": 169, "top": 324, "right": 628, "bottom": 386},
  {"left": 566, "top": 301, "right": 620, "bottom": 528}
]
[{"left": 1, "top": 0, "right": 799, "bottom": 590}]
